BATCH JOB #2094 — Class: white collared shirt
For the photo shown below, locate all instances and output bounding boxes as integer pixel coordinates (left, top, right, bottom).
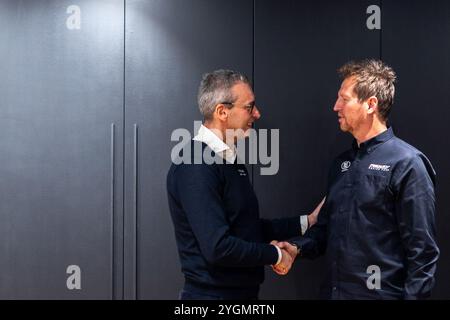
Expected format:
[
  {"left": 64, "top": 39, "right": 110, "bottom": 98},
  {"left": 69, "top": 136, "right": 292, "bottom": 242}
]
[{"left": 193, "top": 124, "right": 237, "bottom": 164}]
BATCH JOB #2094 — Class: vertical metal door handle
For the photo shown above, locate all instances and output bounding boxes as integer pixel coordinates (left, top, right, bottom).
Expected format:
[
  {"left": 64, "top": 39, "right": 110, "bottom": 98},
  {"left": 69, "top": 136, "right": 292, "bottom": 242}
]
[
  {"left": 110, "top": 123, "right": 115, "bottom": 300},
  {"left": 133, "top": 123, "right": 138, "bottom": 299}
]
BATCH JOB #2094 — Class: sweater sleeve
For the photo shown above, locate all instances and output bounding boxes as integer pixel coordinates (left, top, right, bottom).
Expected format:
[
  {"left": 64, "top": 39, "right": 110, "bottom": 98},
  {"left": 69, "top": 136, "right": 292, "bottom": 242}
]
[
  {"left": 174, "top": 163, "right": 279, "bottom": 267},
  {"left": 260, "top": 216, "right": 302, "bottom": 242}
]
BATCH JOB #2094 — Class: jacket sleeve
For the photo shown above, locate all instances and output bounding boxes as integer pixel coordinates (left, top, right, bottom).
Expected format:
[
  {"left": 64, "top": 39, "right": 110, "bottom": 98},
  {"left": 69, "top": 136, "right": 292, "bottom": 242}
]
[
  {"left": 174, "top": 163, "right": 279, "bottom": 267},
  {"left": 392, "top": 154, "right": 439, "bottom": 299},
  {"left": 289, "top": 198, "right": 329, "bottom": 259},
  {"left": 289, "top": 160, "right": 337, "bottom": 259}
]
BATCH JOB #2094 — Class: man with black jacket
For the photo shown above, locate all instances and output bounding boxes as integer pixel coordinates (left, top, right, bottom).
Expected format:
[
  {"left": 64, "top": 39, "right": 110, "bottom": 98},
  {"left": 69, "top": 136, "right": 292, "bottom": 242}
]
[
  {"left": 167, "top": 69, "right": 323, "bottom": 300},
  {"left": 276, "top": 60, "right": 440, "bottom": 299}
]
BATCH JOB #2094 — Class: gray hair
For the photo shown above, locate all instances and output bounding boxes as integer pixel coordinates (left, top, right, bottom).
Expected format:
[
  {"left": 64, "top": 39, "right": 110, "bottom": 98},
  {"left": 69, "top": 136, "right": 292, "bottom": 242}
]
[
  {"left": 197, "top": 69, "right": 251, "bottom": 120},
  {"left": 338, "top": 59, "right": 397, "bottom": 121}
]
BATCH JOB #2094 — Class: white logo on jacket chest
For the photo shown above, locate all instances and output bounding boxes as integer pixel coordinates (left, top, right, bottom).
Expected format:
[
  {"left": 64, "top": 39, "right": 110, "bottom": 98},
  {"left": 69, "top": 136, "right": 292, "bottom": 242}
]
[
  {"left": 368, "top": 164, "right": 390, "bottom": 172},
  {"left": 341, "top": 161, "right": 351, "bottom": 172},
  {"left": 237, "top": 169, "right": 247, "bottom": 176}
]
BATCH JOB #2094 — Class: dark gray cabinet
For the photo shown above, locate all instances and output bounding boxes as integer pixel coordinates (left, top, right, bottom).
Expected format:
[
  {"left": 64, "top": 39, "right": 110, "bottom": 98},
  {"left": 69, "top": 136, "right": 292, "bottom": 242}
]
[
  {"left": 123, "top": 0, "right": 253, "bottom": 299},
  {"left": 0, "top": 0, "right": 124, "bottom": 299}
]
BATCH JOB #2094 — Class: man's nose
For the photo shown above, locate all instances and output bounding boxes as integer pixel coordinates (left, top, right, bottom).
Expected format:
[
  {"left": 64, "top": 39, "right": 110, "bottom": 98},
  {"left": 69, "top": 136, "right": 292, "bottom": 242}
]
[
  {"left": 252, "top": 106, "right": 261, "bottom": 120},
  {"left": 333, "top": 100, "right": 340, "bottom": 112}
]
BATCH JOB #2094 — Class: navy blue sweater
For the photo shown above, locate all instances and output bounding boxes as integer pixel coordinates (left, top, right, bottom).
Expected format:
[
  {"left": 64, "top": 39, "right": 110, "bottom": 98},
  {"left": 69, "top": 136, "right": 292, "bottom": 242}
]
[{"left": 167, "top": 141, "right": 301, "bottom": 295}]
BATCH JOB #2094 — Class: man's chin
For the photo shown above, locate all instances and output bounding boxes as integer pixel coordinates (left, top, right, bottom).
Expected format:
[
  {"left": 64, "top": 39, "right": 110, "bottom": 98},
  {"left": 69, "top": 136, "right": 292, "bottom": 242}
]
[
  {"left": 243, "top": 127, "right": 253, "bottom": 138},
  {"left": 339, "top": 124, "right": 349, "bottom": 132},
  {"left": 236, "top": 127, "right": 252, "bottom": 139}
]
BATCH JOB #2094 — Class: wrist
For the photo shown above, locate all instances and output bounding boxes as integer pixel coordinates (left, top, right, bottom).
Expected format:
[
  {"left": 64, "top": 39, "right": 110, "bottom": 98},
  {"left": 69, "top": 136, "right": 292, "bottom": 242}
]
[
  {"left": 307, "top": 214, "right": 312, "bottom": 227},
  {"left": 272, "top": 244, "right": 282, "bottom": 265},
  {"left": 289, "top": 241, "right": 301, "bottom": 256}
]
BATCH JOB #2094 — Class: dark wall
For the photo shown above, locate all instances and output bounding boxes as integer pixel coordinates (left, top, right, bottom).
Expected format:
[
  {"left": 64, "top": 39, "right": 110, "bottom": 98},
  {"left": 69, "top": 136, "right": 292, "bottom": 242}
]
[
  {"left": 254, "top": 0, "right": 380, "bottom": 299},
  {"left": 381, "top": 0, "right": 450, "bottom": 299},
  {"left": 254, "top": 0, "right": 450, "bottom": 300},
  {"left": 0, "top": 0, "right": 448, "bottom": 299}
]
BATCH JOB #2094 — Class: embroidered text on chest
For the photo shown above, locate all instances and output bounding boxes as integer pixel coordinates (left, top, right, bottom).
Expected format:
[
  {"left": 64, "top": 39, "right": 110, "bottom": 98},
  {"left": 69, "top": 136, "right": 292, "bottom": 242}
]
[
  {"left": 237, "top": 169, "right": 247, "bottom": 176},
  {"left": 368, "top": 164, "right": 390, "bottom": 172}
]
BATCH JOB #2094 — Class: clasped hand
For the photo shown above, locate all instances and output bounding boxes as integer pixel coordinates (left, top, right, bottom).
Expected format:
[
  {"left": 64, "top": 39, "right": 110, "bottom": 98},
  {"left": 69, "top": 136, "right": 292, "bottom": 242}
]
[{"left": 270, "top": 240, "right": 298, "bottom": 276}]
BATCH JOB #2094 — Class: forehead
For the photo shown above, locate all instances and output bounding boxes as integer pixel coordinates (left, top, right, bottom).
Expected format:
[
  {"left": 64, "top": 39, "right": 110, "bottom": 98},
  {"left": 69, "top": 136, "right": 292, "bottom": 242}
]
[
  {"left": 339, "top": 76, "right": 357, "bottom": 96},
  {"left": 231, "top": 82, "right": 254, "bottom": 101}
]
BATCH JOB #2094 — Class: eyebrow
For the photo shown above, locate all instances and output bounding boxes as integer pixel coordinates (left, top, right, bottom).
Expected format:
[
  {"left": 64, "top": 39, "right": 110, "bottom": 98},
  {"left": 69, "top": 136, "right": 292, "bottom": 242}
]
[{"left": 339, "top": 93, "right": 351, "bottom": 99}]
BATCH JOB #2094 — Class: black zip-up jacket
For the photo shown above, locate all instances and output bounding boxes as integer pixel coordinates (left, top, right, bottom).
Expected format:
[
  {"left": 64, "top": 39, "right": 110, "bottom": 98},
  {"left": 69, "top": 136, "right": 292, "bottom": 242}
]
[{"left": 292, "top": 127, "right": 439, "bottom": 299}]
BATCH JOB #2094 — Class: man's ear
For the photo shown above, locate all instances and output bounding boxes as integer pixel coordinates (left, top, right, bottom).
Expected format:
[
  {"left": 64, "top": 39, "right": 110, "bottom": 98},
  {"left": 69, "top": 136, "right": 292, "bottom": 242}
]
[
  {"left": 366, "top": 96, "right": 378, "bottom": 115},
  {"left": 215, "top": 104, "right": 229, "bottom": 121}
]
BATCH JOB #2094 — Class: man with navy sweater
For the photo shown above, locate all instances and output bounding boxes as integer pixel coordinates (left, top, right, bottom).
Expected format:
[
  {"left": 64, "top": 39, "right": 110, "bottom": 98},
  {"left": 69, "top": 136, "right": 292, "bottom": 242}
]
[
  {"left": 167, "top": 69, "right": 323, "bottom": 300},
  {"left": 276, "top": 60, "right": 440, "bottom": 299}
]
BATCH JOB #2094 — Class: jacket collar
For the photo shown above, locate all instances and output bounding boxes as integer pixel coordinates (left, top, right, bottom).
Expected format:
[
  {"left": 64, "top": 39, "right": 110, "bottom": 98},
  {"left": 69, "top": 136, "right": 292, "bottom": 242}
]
[{"left": 352, "top": 127, "right": 395, "bottom": 154}]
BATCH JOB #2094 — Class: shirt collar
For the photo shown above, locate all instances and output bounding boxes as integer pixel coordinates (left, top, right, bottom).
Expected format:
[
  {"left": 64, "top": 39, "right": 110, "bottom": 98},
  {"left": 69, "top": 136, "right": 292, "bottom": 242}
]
[
  {"left": 193, "top": 125, "right": 237, "bottom": 164},
  {"left": 352, "top": 127, "right": 395, "bottom": 154}
]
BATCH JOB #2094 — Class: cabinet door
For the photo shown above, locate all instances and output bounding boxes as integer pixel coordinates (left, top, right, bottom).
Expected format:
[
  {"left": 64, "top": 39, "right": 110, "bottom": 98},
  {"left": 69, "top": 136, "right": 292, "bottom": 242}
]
[
  {"left": 254, "top": 0, "right": 380, "bottom": 299},
  {"left": 0, "top": 0, "right": 124, "bottom": 299},
  {"left": 124, "top": 0, "right": 253, "bottom": 299},
  {"left": 382, "top": 0, "right": 450, "bottom": 299}
]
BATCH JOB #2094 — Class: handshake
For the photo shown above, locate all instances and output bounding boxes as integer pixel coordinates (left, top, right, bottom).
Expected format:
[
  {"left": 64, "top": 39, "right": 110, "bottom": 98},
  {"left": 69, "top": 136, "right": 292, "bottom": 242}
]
[
  {"left": 270, "top": 196, "right": 325, "bottom": 275},
  {"left": 270, "top": 240, "right": 299, "bottom": 275}
]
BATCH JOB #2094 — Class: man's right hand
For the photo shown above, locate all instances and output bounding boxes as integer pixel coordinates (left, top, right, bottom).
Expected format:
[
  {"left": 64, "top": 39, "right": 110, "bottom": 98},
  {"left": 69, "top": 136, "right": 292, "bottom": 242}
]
[
  {"left": 277, "top": 241, "right": 299, "bottom": 260},
  {"left": 272, "top": 249, "right": 293, "bottom": 275},
  {"left": 271, "top": 240, "right": 297, "bottom": 275}
]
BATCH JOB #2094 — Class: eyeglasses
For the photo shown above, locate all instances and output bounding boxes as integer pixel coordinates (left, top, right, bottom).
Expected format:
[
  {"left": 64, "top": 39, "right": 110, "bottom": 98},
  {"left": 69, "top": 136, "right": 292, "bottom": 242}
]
[{"left": 221, "top": 101, "right": 256, "bottom": 114}]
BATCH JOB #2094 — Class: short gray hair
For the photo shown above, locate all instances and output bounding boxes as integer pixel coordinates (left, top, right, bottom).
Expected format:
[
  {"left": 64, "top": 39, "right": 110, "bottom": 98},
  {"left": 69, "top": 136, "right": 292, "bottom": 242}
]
[{"left": 197, "top": 69, "right": 250, "bottom": 120}]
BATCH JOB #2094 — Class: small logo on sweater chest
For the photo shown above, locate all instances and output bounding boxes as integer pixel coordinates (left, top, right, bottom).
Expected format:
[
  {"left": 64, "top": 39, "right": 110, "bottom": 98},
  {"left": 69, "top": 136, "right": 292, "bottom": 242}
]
[{"left": 237, "top": 169, "right": 247, "bottom": 176}]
